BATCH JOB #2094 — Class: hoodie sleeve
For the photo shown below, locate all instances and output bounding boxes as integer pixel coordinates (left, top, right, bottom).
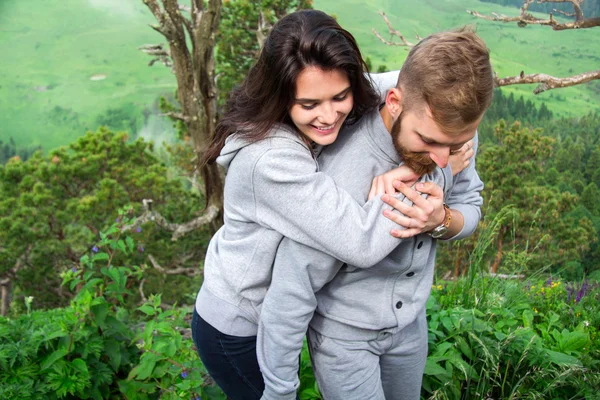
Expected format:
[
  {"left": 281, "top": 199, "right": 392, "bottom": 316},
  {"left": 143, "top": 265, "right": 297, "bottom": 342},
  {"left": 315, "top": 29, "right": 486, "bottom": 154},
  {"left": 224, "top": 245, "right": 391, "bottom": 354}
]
[
  {"left": 257, "top": 239, "right": 341, "bottom": 400},
  {"left": 368, "top": 70, "right": 400, "bottom": 101},
  {"left": 251, "top": 142, "right": 409, "bottom": 268}
]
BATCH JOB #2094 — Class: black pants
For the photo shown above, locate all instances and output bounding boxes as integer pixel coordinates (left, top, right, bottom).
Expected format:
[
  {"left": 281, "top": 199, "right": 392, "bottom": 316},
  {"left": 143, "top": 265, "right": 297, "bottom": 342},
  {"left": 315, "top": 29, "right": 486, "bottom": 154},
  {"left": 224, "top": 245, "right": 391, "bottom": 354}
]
[{"left": 191, "top": 310, "right": 264, "bottom": 400}]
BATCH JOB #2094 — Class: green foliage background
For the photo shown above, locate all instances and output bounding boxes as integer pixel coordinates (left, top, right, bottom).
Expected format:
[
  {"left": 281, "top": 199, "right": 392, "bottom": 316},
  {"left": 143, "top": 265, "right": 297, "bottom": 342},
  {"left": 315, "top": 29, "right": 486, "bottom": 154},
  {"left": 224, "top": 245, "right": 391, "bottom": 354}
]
[
  {"left": 2, "top": 0, "right": 600, "bottom": 154},
  {"left": 1, "top": 0, "right": 600, "bottom": 398}
]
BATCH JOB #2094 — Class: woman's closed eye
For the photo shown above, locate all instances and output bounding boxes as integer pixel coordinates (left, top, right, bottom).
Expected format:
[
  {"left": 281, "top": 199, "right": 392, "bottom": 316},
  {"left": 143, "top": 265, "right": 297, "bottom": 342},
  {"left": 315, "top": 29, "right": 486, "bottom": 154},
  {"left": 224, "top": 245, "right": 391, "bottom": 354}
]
[{"left": 300, "top": 103, "right": 318, "bottom": 110}]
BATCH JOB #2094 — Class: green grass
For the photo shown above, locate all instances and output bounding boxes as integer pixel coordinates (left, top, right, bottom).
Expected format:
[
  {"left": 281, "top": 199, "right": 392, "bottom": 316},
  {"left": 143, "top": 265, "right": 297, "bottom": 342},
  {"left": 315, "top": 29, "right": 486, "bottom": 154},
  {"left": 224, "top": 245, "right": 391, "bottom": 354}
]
[
  {"left": 1, "top": 0, "right": 599, "bottom": 150},
  {"left": 0, "top": 0, "right": 174, "bottom": 150},
  {"left": 314, "top": 0, "right": 600, "bottom": 117}
]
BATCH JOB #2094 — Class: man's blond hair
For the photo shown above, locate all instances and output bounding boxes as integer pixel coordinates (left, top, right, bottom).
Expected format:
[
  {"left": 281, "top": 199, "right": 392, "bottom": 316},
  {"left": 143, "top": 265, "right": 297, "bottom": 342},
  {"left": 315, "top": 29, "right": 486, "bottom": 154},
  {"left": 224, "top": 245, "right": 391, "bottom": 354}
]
[{"left": 398, "top": 26, "right": 494, "bottom": 134}]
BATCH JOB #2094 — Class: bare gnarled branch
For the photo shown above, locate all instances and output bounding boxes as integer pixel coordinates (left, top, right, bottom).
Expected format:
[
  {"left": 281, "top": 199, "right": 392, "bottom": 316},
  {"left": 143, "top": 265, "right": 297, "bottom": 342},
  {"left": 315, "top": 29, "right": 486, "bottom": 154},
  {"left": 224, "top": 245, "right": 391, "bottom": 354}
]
[
  {"left": 147, "top": 254, "right": 200, "bottom": 276},
  {"left": 496, "top": 70, "right": 600, "bottom": 94},
  {"left": 372, "top": 11, "right": 417, "bottom": 48},
  {"left": 139, "top": 44, "right": 173, "bottom": 68},
  {"left": 467, "top": 0, "right": 600, "bottom": 30},
  {"left": 373, "top": 6, "right": 600, "bottom": 94},
  {"left": 122, "top": 199, "right": 219, "bottom": 240},
  {"left": 160, "top": 111, "right": 191, "bottom": 122}
]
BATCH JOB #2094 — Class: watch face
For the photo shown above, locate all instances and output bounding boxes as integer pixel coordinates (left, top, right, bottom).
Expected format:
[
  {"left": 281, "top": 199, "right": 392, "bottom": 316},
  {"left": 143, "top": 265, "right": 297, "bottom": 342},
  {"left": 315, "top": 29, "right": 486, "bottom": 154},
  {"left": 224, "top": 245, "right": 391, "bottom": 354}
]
[{"left": 430, "top": 225, "right": 448, "bottom": 239}]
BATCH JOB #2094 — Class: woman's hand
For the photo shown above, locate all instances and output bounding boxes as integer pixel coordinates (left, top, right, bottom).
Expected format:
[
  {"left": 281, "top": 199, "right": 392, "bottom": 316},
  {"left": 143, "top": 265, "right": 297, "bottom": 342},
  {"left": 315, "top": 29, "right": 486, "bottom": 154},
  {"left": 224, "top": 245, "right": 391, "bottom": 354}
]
[
  {"left": 449, "top": 140, "right": 474, "bottom": 176},
  {"left": 381, "top": 181, "right": 445, "bottom": 238},
  {"left": 368, "top": 165, "right": 419, "bottom": 200}
]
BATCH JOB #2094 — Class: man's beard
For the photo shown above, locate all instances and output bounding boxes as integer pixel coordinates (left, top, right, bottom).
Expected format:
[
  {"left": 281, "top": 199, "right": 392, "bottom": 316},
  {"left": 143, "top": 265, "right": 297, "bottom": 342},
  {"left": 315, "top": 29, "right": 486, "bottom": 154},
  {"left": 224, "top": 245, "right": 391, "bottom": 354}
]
[{"left": 391, "top": 115, "right": 437, "bottom": 176}]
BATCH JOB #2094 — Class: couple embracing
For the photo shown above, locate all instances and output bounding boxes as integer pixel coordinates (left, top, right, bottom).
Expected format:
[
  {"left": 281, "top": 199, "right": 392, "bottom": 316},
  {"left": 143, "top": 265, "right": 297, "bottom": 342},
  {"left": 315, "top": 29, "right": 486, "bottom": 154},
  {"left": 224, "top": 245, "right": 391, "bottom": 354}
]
[{"left": 192, "top": 9, "right": 493, "bottom": 400}]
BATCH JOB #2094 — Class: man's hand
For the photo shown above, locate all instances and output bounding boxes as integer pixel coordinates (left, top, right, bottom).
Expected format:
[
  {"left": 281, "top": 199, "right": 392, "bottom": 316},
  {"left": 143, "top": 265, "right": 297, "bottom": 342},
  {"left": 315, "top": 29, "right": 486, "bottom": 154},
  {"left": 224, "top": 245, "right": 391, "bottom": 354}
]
[
  {"left": 368, "top": 165, "right": 419, "bottom": 200},
  {"left": 380, "top": 181, "right": 445, "bottom": 238}
]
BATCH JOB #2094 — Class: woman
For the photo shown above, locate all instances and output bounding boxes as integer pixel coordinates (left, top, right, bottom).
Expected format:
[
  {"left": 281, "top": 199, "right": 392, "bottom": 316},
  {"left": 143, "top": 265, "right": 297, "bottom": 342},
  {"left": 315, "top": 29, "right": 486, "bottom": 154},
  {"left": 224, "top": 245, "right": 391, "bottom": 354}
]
[{"left": 191, "top": 9, "right": 470, "bottom": 399}]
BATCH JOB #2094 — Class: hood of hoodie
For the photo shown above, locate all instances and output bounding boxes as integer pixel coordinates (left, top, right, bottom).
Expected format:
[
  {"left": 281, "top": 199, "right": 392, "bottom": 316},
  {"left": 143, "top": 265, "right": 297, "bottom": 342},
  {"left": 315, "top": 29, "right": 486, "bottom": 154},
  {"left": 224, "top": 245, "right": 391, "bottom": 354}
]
[{"left": 216, "top": 124, "right": 307, "bottom": 170}]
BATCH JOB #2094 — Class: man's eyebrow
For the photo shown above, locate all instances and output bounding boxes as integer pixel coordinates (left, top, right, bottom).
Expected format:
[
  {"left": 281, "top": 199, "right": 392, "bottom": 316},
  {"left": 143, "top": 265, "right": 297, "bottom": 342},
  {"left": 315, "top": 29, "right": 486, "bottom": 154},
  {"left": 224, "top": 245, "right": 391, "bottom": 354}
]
[
  {"left": 295, "top": 86, "right": 351, "bottom": 103},
  {"left": 416, "top": 131, "right": 443, "bottom": 145},
  {"left": 417, "top": 131, "right": 466, "bottom": 148}
]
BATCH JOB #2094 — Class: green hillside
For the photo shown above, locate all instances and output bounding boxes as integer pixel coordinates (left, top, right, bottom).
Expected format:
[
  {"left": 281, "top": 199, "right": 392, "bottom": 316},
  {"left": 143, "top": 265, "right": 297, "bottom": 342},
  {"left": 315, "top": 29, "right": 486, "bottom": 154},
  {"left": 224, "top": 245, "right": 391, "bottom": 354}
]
[
  {"left": 315, "top": 0, "right": 600, "bottom": 117},
  {"left": 0, "top": 0, "right": 174, "bottom": 150},
  {"left": 1, "top": 0, "right": 599, "bottom": 150}
]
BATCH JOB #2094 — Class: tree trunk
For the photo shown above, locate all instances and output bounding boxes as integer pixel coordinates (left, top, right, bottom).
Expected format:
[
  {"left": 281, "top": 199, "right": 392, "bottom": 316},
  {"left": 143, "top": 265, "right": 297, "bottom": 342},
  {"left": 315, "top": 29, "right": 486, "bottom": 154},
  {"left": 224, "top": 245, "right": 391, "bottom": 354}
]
[
  {"left": 1, "top": 280, "right": 10, "bottom": 316},
  {"left": 143, "top": 0, "right": 225, "bottom": 228}
]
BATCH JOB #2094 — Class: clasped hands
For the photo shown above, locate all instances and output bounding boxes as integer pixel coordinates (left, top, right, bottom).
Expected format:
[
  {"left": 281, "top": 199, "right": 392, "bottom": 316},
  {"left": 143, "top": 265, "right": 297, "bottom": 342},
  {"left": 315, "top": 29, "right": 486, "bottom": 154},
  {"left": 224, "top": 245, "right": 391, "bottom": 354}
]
[
  {"left": 367, "top": 140, "right": 474, "bottom": 238},
  {"left": 383, "top": 177, "right": 446, "bottom": 239}
]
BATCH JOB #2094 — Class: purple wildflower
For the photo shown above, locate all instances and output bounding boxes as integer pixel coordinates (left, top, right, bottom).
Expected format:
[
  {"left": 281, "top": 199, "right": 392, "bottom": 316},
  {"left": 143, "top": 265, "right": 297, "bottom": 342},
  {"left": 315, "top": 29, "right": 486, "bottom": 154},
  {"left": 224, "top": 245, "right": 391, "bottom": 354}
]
[
  {"left": 195, "top": 397, "right": 201, "bottom": 400},
  {"left": 181, "top": 371, "right": 188, "bottom": 379},
  {"left": 576, "top": 280, "right": 589, "bottom": 303},
  {"left": 92, "top": 246, "right": 99, "bottom": 253},
  {"left": 566, "top": 283, "right": 574, "bottom": 303},
  {"left": 71, "top": 267, "right": 77, "bottom": 273},
  {"left": 546, "top": 275, "right": 553, "bottom": 287},
  {"left": 136, "top": 226, "right": 142, "bottom": 233}
]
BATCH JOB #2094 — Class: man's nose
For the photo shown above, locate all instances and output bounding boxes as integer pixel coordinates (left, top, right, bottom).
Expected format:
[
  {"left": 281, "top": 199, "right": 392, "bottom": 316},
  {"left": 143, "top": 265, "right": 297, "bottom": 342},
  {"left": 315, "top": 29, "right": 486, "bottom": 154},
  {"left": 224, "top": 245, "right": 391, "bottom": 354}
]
[{"left": 430, "top": 147, "right": 450, "bottom": 168}]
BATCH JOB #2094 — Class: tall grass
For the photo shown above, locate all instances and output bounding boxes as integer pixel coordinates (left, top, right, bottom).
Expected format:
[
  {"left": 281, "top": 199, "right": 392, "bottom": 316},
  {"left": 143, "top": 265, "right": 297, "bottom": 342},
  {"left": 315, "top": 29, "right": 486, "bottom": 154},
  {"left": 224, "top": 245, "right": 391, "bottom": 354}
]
[{"left": 424, "top": 207, "right": 598, "bottom": 399}]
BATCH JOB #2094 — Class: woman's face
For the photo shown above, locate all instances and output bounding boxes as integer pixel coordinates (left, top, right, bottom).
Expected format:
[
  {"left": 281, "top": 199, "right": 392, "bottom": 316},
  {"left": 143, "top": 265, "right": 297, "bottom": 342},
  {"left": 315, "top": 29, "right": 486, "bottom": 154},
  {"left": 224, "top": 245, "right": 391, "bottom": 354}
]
[{"left": 289, "top": 66, "right": 354, "bottom": 146}]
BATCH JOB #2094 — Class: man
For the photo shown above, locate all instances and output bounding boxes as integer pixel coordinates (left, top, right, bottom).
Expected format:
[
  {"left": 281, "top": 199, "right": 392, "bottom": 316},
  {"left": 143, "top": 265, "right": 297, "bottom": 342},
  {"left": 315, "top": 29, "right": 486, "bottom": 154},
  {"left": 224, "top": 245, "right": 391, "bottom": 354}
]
[{"left": 257, "top": 27, "right": 494, "bottom": 400}]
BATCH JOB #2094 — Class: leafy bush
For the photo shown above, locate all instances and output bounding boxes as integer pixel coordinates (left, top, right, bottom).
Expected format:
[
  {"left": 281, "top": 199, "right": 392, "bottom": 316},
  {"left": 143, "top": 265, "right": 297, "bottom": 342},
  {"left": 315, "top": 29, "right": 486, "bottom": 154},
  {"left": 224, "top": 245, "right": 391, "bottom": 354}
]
[
  {"left": 0, "top": 210, "right": 142, "bottom": 399},
  {"left": 0, "top": 210, "right": 220, "bottom": 399},
  {"left": 1, "top": 209, "right": 598, "bottom": 399}
]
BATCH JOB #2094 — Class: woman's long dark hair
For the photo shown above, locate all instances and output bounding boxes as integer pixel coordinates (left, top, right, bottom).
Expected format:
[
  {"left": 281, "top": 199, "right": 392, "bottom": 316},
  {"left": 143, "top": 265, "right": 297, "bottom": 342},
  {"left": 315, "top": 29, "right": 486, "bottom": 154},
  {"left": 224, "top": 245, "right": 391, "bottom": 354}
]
[{"left": 201, "top": 10, "right": 379, "bottom": 198}]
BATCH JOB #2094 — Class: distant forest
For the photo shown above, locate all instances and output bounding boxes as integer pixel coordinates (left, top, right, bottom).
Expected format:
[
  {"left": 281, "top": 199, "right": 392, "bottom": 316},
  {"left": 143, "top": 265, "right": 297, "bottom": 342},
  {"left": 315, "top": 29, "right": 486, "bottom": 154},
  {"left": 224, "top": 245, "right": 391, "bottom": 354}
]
[{"left": 0, "top": 138, "right": 41, "bottom": 165}]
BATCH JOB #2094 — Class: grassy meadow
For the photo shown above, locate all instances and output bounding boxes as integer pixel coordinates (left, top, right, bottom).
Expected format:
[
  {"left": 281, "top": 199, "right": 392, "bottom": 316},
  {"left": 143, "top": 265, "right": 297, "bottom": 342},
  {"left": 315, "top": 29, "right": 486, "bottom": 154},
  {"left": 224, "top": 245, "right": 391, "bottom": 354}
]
[
  {"left": 1, "top": 0, "right": 599, "bottom": 151},
  {"left": 0, "top": 0, "right": 174, "bottom": 150}
]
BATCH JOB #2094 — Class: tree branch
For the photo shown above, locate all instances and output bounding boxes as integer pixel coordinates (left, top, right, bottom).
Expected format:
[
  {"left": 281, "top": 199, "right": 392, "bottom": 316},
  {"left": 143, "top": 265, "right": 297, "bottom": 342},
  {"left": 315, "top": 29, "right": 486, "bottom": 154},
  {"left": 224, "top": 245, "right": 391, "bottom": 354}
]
[
  {"left": 139, "top": 44, "right": 173, "bottom": 69},
  {"left": 372, "top": 11, "right": 416, "bottom": 48},
  {"left": 147, "top": 253, "right": 200, "bottom": 276},
  {"left": 122, "top": 199, "right": 219, "bottom": 240},
  {"left": 160, "top": 111, "right": 191, "bottom": 122},
  {"left": 495, "top": 69, "right": 600, "bottom": 94},
  {"left": 139, "top": 278, "right": 148, "bottom": 303},
  {"left": 142, "top": 0, "right": 165, "bottom": 23},
  {"left": 0, "top": 245, "right": 33, "bottom": 285},
  {"left": 256, "top": 11, "right": 272, "bottom": 50},
  {"left": 467, "top": 0, "right": 600, "bottom": 30}
]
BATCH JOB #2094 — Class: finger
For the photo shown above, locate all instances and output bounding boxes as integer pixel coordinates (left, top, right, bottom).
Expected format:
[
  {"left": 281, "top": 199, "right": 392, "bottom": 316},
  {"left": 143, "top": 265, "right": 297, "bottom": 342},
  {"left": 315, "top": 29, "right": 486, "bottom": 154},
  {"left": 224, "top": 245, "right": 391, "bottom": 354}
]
[
  {"left": 377, "top": 178, "right": 386, "bottom": 196},
  {"left": 382, "top": 196, "right": 415, "bottom": 218},
  {"left": 390, "top": 228, "right": 421, "bottom": 238},
  {"left": 385, "top": 179, "right": 396, "bottom": 196},
  {"left": 368, "top": 179, "right": 377, "bottom": 201},
  {"left": 394, "top": 181, "right": 429, "bottom": 207},
  {"left": 382, "top": 194, "right": 416, "bottom": 217},
  {"left": 382, "top": 209, "right": 412, "bottom": 227},
  {"left": 414, "top": 181, "right": 443, "bottom": 198},
  {"left": 464, "top": 148, "right": 475, "bottom": 159}
]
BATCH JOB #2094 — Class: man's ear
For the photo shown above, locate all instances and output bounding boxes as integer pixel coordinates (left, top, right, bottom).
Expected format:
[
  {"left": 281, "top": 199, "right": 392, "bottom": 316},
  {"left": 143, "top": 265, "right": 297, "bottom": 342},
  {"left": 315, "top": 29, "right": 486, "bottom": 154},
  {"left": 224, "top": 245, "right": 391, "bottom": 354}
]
[{"left": 385, "top": 87, "right": 403, "bottom": 119}]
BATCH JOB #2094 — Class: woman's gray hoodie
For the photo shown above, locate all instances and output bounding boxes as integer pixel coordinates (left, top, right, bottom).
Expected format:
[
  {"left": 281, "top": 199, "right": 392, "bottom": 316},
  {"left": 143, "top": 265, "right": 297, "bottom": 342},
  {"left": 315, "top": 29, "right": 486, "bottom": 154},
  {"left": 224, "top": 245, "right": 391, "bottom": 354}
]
[
  {"left": 195, "top": 71, "right": 426, "bottom": 336},
  {"left": 195, "top": 123, "right": 443, "bottom": 336}
]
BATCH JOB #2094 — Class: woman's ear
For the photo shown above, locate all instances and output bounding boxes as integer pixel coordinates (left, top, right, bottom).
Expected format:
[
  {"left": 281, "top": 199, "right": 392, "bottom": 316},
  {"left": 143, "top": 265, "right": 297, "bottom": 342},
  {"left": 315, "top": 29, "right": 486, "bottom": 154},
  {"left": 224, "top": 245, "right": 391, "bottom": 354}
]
[{"left": 385, "top": 88, "right": 403, "bottom": 119}]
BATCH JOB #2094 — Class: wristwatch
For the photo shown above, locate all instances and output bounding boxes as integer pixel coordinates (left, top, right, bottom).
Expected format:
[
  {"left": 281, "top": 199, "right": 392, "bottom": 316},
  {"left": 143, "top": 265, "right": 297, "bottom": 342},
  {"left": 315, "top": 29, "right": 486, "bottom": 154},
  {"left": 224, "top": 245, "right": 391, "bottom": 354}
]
[{"left": 428, "top": 204, "right": 452, "bottom": 239}]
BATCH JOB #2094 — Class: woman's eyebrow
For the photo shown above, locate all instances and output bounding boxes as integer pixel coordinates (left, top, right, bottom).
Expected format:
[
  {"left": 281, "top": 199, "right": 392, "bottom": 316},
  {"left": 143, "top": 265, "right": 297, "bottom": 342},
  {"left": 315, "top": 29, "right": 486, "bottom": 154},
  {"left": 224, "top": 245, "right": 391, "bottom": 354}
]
[{"left": 295, "top": 86, "right": 351, "bottom": 103}]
